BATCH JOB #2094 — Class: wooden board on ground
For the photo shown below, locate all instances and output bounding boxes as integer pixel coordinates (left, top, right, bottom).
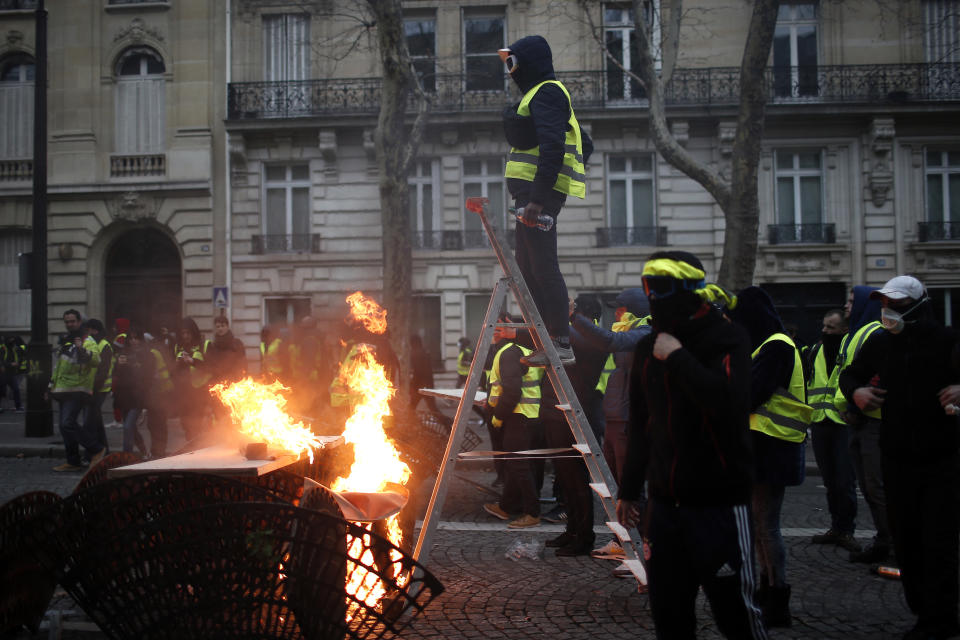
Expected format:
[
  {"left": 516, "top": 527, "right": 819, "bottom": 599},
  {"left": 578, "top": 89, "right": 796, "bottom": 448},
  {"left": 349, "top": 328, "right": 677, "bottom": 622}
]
[
  {"left": 419, "top": 387, "right": 487, "bottom": 405},
  {"left": 107, "top": 437, "right": 344, "bottom": 478}
]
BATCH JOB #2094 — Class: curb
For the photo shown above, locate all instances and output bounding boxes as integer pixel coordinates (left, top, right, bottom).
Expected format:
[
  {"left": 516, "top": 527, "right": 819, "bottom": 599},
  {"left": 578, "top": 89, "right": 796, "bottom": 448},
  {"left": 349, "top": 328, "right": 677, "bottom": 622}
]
[{"left": 0, "top": 444, "right": 65, "bottom": 458}]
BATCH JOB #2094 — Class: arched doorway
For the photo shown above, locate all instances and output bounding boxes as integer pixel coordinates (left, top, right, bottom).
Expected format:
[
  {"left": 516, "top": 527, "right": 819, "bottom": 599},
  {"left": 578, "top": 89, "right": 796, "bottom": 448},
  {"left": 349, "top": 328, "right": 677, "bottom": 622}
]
[{"left": 104, "top": 228, "right": 181, "bottom": 336}]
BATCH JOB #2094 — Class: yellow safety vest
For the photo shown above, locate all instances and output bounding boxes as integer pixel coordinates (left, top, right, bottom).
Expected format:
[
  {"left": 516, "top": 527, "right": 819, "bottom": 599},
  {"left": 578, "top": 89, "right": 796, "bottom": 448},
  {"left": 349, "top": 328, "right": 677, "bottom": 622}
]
[
  {"left": 806, "top": 342, "right": 844, "bottom": 425},
  {"left": 487, "top": 342, "right": 544, "bottom": 427},
  {"left": 457, "top": 348, "right": 473, "bottom": 376},
  {"left": 833, "top": 321, "right": 884, "bottom": 420},
  {"left": 504, "top": 80, "right": 587, "bottom": 199},
  {"left": 94, "top": 338, "right": 114, "bottom": 393},
  {"left": 150, "top": 348, "right": 174, "bottom": 394},
  {"left": 594, "top": 313, "right": 649, "bottom": 394},
  {"left": 177, "top": 343, "right": 211, "bottom": 389},
  {"left": 329, "top": 342, "right": 367, "bottom": 408},
  {"left": 750, "top": 333, "right": 811, "bottom": 443},
  {"left": 260, "top": 338, "right": 284, "bottom": 380}
]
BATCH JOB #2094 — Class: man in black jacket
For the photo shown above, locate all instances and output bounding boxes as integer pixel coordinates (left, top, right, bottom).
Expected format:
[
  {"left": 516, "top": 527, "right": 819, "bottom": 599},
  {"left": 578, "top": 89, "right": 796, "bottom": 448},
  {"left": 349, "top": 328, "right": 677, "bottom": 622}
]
[
  {"left": 618, "top": 251, "right": 767, "bottom": 640},
  {"left": 499, "top": 35, "right": 593, "bottom": 367},
  {"left": 839, "top": 275, "right": 960, "bottom": 640}
]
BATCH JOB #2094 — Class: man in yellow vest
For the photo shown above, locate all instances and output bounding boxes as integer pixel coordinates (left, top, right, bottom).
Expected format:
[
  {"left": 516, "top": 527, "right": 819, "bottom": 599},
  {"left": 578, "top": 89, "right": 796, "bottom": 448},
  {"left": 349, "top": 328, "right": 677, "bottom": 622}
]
[
  {"left": 498, "top": 35, "right": 593, "bottom": 367},
  {"left": 807, "top": 308, "right": 860, "bottom": 552},
  {"left": 82, "top": 319, "right": 114, "bottom": 455},
  {"left": 482, "top": 314, "right": 545, "bottom": 529},
  {"left": 729, "top": 287, "right": 811, "bottom": 629},
  {"left": 830, "top": 285, "right": 893, "bottom": 565},
  {"left": 455, "top": 337, "right": 473, "bottom": 388}
]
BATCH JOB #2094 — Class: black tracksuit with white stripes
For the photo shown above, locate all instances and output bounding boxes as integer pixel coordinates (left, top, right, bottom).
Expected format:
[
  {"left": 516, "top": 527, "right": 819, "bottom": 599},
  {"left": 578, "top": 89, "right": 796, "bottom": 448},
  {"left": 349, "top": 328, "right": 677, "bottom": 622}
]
[{"left": 623, "top": 304, "right": 767, "bottom": 639}]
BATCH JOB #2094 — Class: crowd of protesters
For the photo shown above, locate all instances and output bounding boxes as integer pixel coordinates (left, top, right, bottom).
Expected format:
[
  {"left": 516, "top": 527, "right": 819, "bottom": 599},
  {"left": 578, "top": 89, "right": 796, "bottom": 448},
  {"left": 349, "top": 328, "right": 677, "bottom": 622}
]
[{"left": 466, "top": 252, "right": 959, "bottom": 640}]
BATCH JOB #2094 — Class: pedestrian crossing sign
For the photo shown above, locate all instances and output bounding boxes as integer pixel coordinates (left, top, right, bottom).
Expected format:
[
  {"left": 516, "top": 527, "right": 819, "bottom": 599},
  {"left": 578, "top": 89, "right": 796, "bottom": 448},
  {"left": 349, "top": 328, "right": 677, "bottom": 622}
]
[{"left": 213, "top": 286, "right": 229, "bottom": 308}]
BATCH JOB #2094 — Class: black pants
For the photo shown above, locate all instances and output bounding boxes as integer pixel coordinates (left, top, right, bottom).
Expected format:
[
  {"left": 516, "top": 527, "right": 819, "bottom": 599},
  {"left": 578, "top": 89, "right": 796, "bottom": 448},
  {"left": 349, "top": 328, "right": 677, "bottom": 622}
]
[
  {"left": 647, "top": 499, "right": 767, "bottom": 640},
  {"left": 884, "top": 452, "right": 960, "bottom": 635},
  {"left": 512, "top": 189, "right": 569, "bottom": 340},
  {"left": 498, "top": 414, "right": 541, "bottom": 517},
  {"left": 147, "top": 406, "right": 168, "bottom": 458},
  {"left": 84, "top": 391, "right": 108, "bottom": 452},
  {"left": 542, "top": 407, "right": 594, "bottom": 544}
]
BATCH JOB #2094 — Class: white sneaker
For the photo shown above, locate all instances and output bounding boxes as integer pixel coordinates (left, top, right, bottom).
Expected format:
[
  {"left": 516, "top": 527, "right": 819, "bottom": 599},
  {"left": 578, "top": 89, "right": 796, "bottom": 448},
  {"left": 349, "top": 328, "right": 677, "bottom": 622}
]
[
  {"left": 591, "top": 539, "right": 626, "bottom": 560},
  {"left": 106, "top": 421, "right": 123, "bottom": 430}
]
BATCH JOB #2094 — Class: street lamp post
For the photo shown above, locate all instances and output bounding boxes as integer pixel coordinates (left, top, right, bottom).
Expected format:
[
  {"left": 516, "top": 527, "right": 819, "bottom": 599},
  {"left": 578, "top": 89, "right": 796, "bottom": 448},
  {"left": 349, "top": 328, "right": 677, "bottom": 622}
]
[{"left": 25, "top": 0, "right": 53, "bottom": 438}]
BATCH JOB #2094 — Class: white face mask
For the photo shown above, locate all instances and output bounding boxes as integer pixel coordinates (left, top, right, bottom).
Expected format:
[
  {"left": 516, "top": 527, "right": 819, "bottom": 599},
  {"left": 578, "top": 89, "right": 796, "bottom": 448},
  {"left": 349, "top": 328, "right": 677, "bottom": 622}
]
[{"left": 881, "top": 307, "right": 904, "bottom": 334}]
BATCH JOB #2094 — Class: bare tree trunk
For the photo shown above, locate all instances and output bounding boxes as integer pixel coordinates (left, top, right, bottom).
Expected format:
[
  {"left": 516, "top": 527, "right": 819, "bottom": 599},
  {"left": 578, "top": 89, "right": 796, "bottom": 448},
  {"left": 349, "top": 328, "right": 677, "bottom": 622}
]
[
  {"left": 366, "top": 0, "right": 429, "bottom": 403},
  {"left": 600, "top": 0, "right": 781, "bottom": 290}
]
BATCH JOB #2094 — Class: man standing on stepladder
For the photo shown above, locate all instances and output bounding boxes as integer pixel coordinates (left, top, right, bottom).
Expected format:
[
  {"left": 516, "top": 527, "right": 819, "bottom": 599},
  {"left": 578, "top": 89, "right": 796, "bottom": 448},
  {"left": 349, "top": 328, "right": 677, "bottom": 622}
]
[{"left": 500, "top": 35, "right": 593, "bottom": 367}]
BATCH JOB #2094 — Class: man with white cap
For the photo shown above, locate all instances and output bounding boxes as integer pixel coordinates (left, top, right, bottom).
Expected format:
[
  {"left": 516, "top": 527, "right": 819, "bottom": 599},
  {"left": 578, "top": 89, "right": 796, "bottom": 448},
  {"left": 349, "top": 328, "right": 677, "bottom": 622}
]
[{"left": 840, "top": 275, "right": 960, "bottom": 640}]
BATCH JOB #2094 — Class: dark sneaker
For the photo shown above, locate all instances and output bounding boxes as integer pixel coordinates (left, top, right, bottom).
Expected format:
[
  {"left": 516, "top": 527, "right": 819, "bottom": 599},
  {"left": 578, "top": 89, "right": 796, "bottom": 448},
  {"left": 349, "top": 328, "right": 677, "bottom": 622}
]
[
  {"left": 811, "top": 528, "right": 859, "bottom": 550},
  {"left": 811, "top": 529, "right": 841, "bottom": 544},
  {"left": 542, "top": 504, "right": 567, "bottom": 524},
  {"left": 520, "top": 339, "right": 576, "bottom": 367},
  {"left": 851, "top": 544, "right": 889, "bottom": 563},
  {"left": 555, "top": 541, "right": 593, "bottom": 557},
  {"left": 545, "top": 532, "right": 575, "bottom": 548},
  {"left": 836, "top": 533, "right": 861, "bottom": 552}
]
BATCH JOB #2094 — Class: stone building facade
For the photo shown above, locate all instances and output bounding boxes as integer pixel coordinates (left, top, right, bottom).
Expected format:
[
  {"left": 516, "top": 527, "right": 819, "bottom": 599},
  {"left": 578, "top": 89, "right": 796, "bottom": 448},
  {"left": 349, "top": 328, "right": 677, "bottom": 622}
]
[{"left": 1, "top": 0, "right": 958, "bottom": 379}]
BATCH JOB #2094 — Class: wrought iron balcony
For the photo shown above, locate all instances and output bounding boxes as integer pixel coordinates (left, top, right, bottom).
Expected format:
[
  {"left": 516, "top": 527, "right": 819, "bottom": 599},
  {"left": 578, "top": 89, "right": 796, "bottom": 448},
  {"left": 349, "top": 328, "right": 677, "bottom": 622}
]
[
  {"left": 0, "top": 0, "right": 37, "bottom": 9},
  {"left": 767, "top": 223, "right": 836, "bottom": 245},
  {"left": 411, "top": 229, "right": 515, "bottom": 251},
  {"left": 251, "top": 233, "right": 321, "bottom": 255},
  {"left": 917, "top": 221, "right": 960, "bottom": 242},
  {"left": 596, "top": 226, "right": 668, "bottom": 248},
  {"left": 228, "top": 63, "right": 960, "bottom": 120}
]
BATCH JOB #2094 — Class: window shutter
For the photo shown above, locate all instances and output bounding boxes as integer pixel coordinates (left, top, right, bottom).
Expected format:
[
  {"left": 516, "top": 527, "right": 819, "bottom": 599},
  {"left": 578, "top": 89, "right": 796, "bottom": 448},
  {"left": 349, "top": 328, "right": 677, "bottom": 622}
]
[{"left": 0, "top": 82, "right": 34, "bottom": 159}]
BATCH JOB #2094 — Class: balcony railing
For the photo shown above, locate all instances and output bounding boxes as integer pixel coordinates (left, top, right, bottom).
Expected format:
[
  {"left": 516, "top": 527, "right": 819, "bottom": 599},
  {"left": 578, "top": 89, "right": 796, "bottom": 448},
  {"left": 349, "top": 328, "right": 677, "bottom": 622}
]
[
  {"left": 110, "top": 154, "right": 165, "bottom": 178},
  {"left": 228, "top": 63, "right": 960, "bottom": 120},
  {"left": 917, "top": 221, "right": 960, "bottom": 242},
  {"left": 596, "top": 226, "right": 668, "bottom": 248},
  {"left": 0, "top": 0, "right": 38, "bottom": 9},
  {"left": 251, "top": 234, "right": 321, "bottom": 255},
  {"left": 767, "top": 223, "right": 836, "bottom": 245},
  {"left": 412, "top": 229, "right": 515, "bottom": 251},
  {"left": 0, "top": 159, "right": 32, "bottom": 182}
]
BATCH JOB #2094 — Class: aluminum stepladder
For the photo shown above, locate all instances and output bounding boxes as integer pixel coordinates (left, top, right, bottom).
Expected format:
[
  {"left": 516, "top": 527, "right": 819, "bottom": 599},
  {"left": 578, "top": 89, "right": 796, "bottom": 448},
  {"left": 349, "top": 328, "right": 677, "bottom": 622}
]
[{"left": 412, "top": 197, "right": 647, "bottom": 586}]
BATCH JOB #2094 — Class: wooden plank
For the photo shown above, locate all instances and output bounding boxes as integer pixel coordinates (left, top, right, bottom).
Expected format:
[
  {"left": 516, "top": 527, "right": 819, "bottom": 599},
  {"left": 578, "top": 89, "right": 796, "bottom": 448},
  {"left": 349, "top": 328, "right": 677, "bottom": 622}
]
[
  {"left": 107, "top": 437, "right": 343, "bottom": 478},
  {"left": 418, "top": 387, "right": 487, "bottom": 405}
]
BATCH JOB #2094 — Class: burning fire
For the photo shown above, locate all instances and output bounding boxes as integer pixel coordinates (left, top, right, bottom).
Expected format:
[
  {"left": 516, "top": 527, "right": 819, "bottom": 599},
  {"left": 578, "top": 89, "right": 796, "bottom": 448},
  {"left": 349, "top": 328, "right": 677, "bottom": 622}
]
[
  {"left": 346, "top": 291, "right": 388, "bottom": 334},
  {"left": 210, "top": 378, "right": 321, "bottom": 462},
  {"left": 334, "top": 293, "right": 411, "bottom": 607}
]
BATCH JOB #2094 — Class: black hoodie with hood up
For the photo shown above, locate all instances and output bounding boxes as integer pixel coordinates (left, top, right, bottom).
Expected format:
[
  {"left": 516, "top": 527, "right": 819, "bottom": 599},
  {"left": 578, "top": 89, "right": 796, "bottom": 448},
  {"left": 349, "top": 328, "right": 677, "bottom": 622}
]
[{"left": 501, "top": 35, "right": 593, "bottom": 207}]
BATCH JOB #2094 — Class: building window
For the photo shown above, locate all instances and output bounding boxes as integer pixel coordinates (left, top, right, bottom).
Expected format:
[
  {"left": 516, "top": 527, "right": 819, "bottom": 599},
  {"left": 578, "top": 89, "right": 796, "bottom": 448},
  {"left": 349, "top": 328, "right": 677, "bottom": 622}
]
[
  {"left": 263, "top": 13, "right": 310, "bottom": 81},
  {"left": 264, "top": 297, "right": 311, "bottom": 327},
  {"left": 412, "top": 295, "right": 443, "bottom": 369},
  {"left": 115, "top": 47, "right": 165, "bottom": 154},
  {"left": 463, "top": 293, "right": 490, "bottom": 347},
  {"left": 405, "top": 12, "right": 436, "bottom": 92},
  {"left": 773, "top": 3, "right": 818, "bottom": 98},
  {"left": 771, "top": 149, "right": 827, "bottom": 243},
  {"left": 603, "top": 3, "right": 657, "bottom": 102},
  {"left": 463, "top": 9, "right": 504, "bottom": 92},
  {"left": 463, "top": 157, "right": 505, "bottom": 246},
  {"left": 607, "top": 154, "right": 656, "bottom": 232},
  {"left": 923, "top": 0, "right": 960, "bottom": 63},
  {"left": 409, "top": 158, "right": 440, "bottom": 248},
  {"left": 264, "top": 164, "right": 310, "bottom": 245},
  {"left": 0, "top": 53, "right": 34, "bottom": 162},
  {"left": 0, "top": 229, "right": 30, "bottom": 330},
  {"left": 922, "top": 149, "right": 960, "bottom": 240}
]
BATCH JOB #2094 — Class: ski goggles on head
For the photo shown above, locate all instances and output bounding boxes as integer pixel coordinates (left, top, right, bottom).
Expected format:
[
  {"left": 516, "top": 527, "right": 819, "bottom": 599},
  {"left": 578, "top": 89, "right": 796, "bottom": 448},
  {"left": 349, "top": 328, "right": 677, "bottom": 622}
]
[
  {"left": 641, "top": 275, "right": 705, "bottom": 301},
  {"left": 498, "top": 48, "right": 518, "bottom": 73}
]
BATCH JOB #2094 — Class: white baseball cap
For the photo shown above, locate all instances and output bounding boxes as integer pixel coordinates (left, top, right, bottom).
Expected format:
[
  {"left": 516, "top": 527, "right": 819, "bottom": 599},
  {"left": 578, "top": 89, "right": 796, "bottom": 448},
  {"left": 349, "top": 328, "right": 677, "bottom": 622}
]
[{"left": 869, "top": 275, "right": 924, "bottom": 301}]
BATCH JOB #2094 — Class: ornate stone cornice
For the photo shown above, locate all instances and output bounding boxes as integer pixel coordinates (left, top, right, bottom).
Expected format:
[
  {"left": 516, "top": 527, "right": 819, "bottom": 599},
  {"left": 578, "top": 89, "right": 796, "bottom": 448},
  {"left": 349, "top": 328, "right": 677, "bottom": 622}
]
[{"left": 114, "top": 18, "right": 164, "bottom": 44}]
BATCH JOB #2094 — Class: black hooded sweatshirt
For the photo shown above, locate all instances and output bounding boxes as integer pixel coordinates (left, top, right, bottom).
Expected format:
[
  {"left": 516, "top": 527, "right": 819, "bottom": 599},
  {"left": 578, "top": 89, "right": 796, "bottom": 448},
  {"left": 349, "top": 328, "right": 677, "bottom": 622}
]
[
  {"left": 621, "top": 304, "right": 755, "bottom": 507},
  {"left": 502, "top": 35, "right": 593, "bottom": 206}
]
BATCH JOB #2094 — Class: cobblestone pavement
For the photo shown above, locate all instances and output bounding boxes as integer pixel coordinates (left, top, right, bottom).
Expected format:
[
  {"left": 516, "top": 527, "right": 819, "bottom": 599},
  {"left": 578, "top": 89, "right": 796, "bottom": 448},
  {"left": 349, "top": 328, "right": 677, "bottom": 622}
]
[{"left": 2, "top": 452, "right": 919, "bottom": 640}]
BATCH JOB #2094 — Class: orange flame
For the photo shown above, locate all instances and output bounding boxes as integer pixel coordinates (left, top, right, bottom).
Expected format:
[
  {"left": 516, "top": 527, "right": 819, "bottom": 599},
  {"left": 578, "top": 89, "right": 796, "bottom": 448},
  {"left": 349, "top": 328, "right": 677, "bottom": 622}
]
[
  {"left": 210, "top": 377, "right": 321, "bottom": 463},
  {"left": 333, "top": 304, "right": 411, "bottom": 606},
  {"left": 346, "top": 291, "right": 387, "bottom": 335}
]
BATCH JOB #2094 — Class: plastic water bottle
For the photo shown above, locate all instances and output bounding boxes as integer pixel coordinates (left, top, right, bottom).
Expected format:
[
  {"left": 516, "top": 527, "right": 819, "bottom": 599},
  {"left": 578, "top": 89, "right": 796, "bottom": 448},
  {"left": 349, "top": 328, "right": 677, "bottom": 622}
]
[{"left": 510, "top": 206, "right": 554, "bottom": 231}]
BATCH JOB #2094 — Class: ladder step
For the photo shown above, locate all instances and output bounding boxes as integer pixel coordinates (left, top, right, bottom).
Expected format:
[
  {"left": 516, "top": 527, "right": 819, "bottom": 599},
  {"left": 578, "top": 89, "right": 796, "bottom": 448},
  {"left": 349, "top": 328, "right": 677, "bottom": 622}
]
[
  {"left": 572, "top": 443, "right": 590, "bottom": 455},
  {"left": 606, "top": 520, "right": 632, "bottom": 543},
  {"left": 555, "top": 403, "right": 571, "bottom": 411},
  {"left": 621, "top": 558, "right": 648, "bottom": 585},
  {"left": 589, "top": 482, "right": 612, "bottom": 498}
]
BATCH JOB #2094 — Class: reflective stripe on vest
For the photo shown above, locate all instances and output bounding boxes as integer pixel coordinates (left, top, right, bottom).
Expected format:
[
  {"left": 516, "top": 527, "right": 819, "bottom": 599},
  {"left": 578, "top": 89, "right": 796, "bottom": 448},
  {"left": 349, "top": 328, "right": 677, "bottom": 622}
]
[
  {"left": 151, "top": 348, "right": 174, "bottom": 393},
  {"left": 96, "top": 338, "right": 114, "bottom": 393},
  {"left": 749, "top": 333, "right": 811, "bottom": 443},
  {"left": 806, "top": 343, "right": 844, "bottom": 424},
  {"left": 833, "top": 321, "right": 883, "bottom": 420},
  {"left": 487, "top": 342, "right": 544, "bottom": 425},
  {"left": 504, "top": 80, "right": 587, "bottom": 199}
]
